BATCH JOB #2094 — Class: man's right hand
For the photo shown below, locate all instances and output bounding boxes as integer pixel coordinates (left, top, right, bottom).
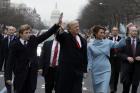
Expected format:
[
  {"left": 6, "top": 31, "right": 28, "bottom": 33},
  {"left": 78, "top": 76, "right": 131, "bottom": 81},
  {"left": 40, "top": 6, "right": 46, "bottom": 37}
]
[
  {"left": 6, "top": 80, "right": 12, "bottom": 85},
  {"left": 57, "top": 12, "right": 63, "bottom": 26},
  {"left": 127, "top": 57, "right": 134, "bottom": 63}
]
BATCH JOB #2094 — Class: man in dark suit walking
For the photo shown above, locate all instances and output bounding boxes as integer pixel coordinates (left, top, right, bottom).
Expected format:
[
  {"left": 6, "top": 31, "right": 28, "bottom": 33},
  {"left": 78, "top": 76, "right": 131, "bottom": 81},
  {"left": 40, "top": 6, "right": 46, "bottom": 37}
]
[
  {"left": 109, "top": 27, "right": 122, "bottom": 93},
  {"left": 56, "top": 20, "right": 88, "bottom": 93},
  {"left": 120, "top": 25, "right": 140, "bottom": 93},
  {"left": 38, "top": 35, "right": 60, "bottom": 93},
  {"left": 0, "top": 26, "right": 16, "bottom": 93},
  {"left": 5, "top": 22, "right": 61, "bottom": 93}
]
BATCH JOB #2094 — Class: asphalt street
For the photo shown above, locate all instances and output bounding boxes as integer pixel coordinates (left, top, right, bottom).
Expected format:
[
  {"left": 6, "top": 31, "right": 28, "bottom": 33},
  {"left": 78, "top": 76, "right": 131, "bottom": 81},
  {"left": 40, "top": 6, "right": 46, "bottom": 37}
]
[{"left": 0, "top": 72, "right": 140, "bottom": 93}]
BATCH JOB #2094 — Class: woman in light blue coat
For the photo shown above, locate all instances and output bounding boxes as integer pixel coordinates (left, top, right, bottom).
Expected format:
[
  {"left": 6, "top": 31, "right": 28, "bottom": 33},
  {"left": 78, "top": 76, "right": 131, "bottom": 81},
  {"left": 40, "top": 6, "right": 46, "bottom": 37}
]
[{"left": 87, "top": 25, "right": 126, "bottom": 93}]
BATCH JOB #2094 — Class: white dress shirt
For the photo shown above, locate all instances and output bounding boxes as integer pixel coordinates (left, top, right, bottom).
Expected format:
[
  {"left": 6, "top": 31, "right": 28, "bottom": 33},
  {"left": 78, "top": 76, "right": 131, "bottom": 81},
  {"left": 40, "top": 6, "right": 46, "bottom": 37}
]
[
  {"left": 50, "top": 39, "right": 60, "bottom": 67},
  {"left": 113, "top": 36, "right": 119, "bottom": 43},
  {"left": 20, "top": 38, "right": 28, "bottom": 45},
  {"left": 75, "top": 35, "right": 82, "bottom": 48}
]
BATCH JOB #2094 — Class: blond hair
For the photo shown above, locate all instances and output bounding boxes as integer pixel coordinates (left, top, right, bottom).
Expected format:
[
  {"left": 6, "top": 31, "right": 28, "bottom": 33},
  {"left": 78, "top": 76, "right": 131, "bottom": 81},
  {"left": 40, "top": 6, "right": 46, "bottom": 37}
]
[
  {"left": 19, "top": 24, "right": 31, "bottom": 34},
  {"left": 67, "top": 20, "right": 79, "bottom": 31}
]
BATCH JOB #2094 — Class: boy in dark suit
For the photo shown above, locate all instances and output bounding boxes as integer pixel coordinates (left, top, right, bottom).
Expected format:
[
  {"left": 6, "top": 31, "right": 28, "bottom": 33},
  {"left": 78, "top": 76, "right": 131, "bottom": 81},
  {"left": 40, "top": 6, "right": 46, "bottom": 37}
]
[{"left": 5, "top": 22, "right": 61, "bottom": 93}]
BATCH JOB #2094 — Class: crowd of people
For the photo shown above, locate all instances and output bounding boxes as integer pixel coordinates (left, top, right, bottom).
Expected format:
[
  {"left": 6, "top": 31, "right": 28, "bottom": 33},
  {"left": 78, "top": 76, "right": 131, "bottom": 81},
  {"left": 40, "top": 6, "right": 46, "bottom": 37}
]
[{"left": 0, "top": 16, "right": 140, "bottom": 93}]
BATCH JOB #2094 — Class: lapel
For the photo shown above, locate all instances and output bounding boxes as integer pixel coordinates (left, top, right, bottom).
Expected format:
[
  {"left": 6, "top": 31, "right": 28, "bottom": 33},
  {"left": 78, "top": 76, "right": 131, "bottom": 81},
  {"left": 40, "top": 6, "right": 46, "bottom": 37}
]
[
  {"left": 4, "top": 37, "right": 9, "bottom": 48},
  {"left": 79, "top": 34, "right": 85, "bottom": 48},
  {"left": 110, "top": 36, "right": 121, "bottom": 41},
  {"left": 48, "top": 40, "right": 53, "bottom": 64},
  {"left": 68, "top": 33, "right": 84, "bottom": 49},
  {"left": 109, "top": 37, "right": 113, "bottom": 40},
  {"left": 135, "top": 38, "right": 140, "bottom": 54},
  {"left": 126, "top": 37, "right": 133, "bottom": 54},
  {"left": 47, "top": 40, "right": 53, "bottom": 54},
  {"left": 7, "top": 36, "right": 17, "bottom": 47},
  {"left": 117, "top": 36, "right": 121, "bottom": 41},
  {"left": 17, "top": 38, "right": 27, "bottom": 49},
  {"left": 68, "top": 33, "right": 78, "bottom": 48}
]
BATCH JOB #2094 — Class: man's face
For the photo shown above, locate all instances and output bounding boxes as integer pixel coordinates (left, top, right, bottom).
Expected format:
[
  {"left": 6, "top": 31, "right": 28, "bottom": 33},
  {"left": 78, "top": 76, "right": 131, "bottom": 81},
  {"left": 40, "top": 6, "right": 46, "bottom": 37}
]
[
  {"left": 20, "top": 30, "right": 31, "bottom": 40},
  {"left": 112, "top": 27, "right": 119, "bottom": 36},
  {"left": 7, "top": 27, "right": 16, "bottom": 36},
  {"left": 105, "top": 30, "right": 109, "bottom": 38},
  {"left": 130, "top": 26, "right": 138, "bottom": 38},
  {"left": 69, "top": 22, "right": 80, "bottom": 35}
]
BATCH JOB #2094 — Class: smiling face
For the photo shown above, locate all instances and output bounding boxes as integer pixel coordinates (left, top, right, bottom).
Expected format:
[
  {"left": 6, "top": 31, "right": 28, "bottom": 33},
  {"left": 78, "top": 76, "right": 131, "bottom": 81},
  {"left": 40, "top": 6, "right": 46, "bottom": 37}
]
[
  {"left": 20, "top": 29, "right": 31, "bottom": 41},
  {"left": 19, "top": 24, "right": 32, "bottom": 40},
  {"left": 95, "top": 29, "right": 105, "bottom": 40},
  {"left": 92, "top": 25, "right": 106, "bottom": 40}
]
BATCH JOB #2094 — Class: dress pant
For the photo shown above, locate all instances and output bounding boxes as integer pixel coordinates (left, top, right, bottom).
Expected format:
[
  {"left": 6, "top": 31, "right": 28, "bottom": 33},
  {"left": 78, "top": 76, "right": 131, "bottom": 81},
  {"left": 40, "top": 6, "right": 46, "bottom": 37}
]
[
  {"left": 44, "top": 67, "right": 58, "bottom": 93},
  {"left": 122, "top": 64, "right": 139, "bottom": 93},
  {"left": 14, "top": 67, "right": 37, "bottom": 93},
  {"left": 56, "top": 68, "right": 83, "bottom": 93},
  {"left": 110, "top": 72, "right": 119, "bottom": 93},
  {"left": 110, "top": 60, "right": 121, "bottom": 93},
  {"left": 122, "top": 82, "right": 139, "bottom": 93},
  {"left": 4, "top": 73, "right": 12, "bottom": 93}
]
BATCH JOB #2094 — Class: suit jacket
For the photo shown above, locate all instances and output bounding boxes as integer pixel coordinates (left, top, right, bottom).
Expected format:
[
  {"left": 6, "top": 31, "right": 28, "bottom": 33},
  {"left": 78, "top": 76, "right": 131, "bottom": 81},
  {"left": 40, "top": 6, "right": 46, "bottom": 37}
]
[
  {"left": 0, "top": 36, "right": 16, "bottom": 71},
  {"left": 109, "top": 36, "right": 122, "bottom": 60},
  {"left": 39, "top": 40, "right": 53, "bottom": 76},
  {"left": 56, "top": 32, "right": 88, "bottom": 73},
  {"left": 55, "top": 32, "right": 88, "bottom": 93},
  {"left": 5, "top": 24, "right": 60, "bottom": 92},
  {"left": 0, "top": 34, "right": 4, "bottom": 70},
  {"left": 120, "top": 37, "right": 140, "bottom": 83}
]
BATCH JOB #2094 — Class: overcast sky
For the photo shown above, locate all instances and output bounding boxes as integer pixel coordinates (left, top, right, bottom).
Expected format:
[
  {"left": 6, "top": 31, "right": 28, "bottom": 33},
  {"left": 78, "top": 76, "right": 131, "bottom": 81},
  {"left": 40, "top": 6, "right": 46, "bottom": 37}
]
[{"left": 11, "top": 0, "right": 88, "bottom": 21}]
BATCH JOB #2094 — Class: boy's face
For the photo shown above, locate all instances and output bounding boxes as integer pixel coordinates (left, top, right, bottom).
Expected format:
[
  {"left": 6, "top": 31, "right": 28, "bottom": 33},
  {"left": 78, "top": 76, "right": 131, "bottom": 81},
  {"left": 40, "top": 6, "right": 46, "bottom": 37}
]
[{"left": 20, "top": 29, "right": 31, "bottom": 40}]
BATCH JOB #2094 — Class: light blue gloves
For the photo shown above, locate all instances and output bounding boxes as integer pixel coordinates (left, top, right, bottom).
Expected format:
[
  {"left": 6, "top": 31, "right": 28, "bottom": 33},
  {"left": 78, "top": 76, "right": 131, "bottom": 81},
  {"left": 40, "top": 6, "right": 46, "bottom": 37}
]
[{"left": 120, "top": 23, "right": 126, "bottom": 35}]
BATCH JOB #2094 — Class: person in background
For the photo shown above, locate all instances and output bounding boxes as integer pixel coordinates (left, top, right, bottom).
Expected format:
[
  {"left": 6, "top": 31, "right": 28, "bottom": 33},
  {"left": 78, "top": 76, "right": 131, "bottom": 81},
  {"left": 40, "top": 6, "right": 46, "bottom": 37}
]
[
  {"left": 38, "top": 34, "right": 60, "bottom": 93},
  {"left": 104, "top": 30, "right": 110, "bottom": 39},
  {"left": 109, "top": 27, "right": 122, "bottom": 93},
  {"left": 120, "top": 25, "right": 140, "bottom": 93},
  {"left": 0, "top": 26, "right": 16, "bottom": 93}
]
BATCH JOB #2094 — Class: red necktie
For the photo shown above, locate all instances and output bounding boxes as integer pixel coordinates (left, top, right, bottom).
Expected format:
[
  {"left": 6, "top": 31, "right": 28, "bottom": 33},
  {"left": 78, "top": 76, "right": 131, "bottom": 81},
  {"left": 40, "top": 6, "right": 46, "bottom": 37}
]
[
  {"left": 52, "top": 42, "right": 58, "bottom": 67},
  {"left": 132, "top": 39, "right": 136, "bottom": 57},
  {"left": 75, "top": 37, "right": 80, "bottom": 48}
]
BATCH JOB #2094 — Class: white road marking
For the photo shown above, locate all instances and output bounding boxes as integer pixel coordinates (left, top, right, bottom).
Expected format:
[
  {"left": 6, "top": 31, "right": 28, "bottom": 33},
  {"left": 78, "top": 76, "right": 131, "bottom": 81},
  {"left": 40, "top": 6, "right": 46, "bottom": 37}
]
[
  {"left": 83, "top": 87, "right": 88, "bottom": 91},
  {"left": 0, "top": 74, "right": 4, "bottom": 78},
  {"left": 41, "top": 84, "right": 45, "bottom": 89}
]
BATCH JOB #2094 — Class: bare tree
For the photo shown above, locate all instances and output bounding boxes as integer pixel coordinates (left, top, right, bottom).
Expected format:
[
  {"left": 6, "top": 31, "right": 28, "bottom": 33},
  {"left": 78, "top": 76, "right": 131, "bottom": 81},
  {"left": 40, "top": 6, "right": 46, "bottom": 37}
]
[
  {"left": 0, "top": 2, "right": 46, "bottom": 31},
  {"left": 79, "top": 0, "right": 140, "bottom": 29}
]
